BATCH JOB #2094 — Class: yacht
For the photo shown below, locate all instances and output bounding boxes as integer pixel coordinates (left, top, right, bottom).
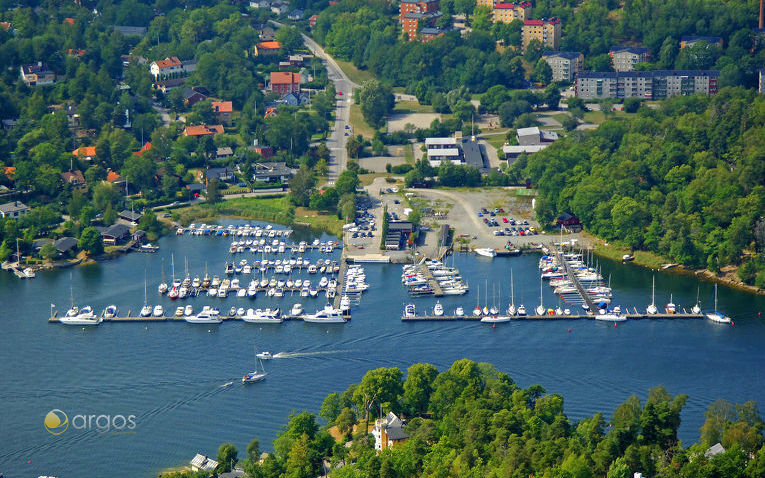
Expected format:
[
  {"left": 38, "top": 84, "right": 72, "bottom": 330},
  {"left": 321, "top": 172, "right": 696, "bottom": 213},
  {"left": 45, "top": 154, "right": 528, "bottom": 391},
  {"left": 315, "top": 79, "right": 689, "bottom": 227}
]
[
  {"left": 290, "top": 303, "right": 304, "bottom": 316},
  {"left": 184, "top": 305, "right": 193, "bottom": 316},
  {"left": 404, "top": 303, "right": 416, "bottom": 318},
  {"left": 481, "top": 314, "right": 511, "bottom": 323},
  {"left": 646, "top": 276, "right": 658, "bottom": 315},
  {"left": 507, "top": 269, "right": 517, "bottom": 316},
  {"left": 104, "top": 305, "right": 118, "bottom": 318},
  {"left": 517, "top": 304, "right": 527, "bottom": 316},
  {"left": 140, "top": 304, "right": 153, "bottom": 317},
  {"left": 158, "top": 281, "right": 168, "bottom": 295},
  {"left": 237, "top": 307, "right": 245, "bottom": 317},
  {"left": 185, "top": 310, "right": 223, "bottom": 324},
  {"left": 473, "top": 306, "right": 482, "bottom": 316},
  {"left": 152, "top": 305, "right": 164, "bottom": 317},
  {"left": 691, "top": 286, "right": 702, "bottom": 315},
  {"left": 475, "top": 248, "right": 496, "bottom": 258},
  {"left": 339, "top": 296, "right": 351, "bottom": 312},
  {"left": 242, "top": 308, "right": 283, "bottom": 324},
  {"left": 665, "top": 294, "right": 677, "bottom": 314},
  {"left": 706, "top": 284, "right": 731, "bottom": 324},
  {"left": 595, "top": 309, "right": 627, "bottom": 322},
  {"left": 256, "top": 351, "right": 274, "bottom": 360},
  {"left": 433, "top": 301, "right": 444, "bottom": 316},
  {"left": 303, "top": 304, "right": 346, "bottom": 323},
  {"left": 243, "top": 347, "right": 268, "bottom": 384},
  {"left": 455, "top": 306, "right": 464, "bottom": 316},
  {"left": 60, "top": 306, "right": 102, "bottom": 326},
  {"left": 175, "top": 306, "right": 185, "bottom": 317}
]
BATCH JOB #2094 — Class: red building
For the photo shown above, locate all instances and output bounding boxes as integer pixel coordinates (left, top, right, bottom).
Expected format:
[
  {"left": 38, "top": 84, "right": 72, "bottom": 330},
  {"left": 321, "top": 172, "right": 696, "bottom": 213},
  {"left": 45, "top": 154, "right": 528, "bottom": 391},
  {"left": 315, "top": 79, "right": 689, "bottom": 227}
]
[
  {"left": 400, "top": 0, "right": 442, "bottom": 41},
  {"left": 270, "top": 72, "right": 301, "bottom": 95}
]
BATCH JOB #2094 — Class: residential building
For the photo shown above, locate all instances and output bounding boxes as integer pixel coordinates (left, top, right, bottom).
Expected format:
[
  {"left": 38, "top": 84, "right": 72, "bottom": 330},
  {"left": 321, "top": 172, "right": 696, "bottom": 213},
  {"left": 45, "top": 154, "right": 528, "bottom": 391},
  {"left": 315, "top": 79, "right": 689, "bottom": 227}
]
[
  {"left": 522, "top": 18, "right": 561, "bottom": 51},
  {"left": 101, "top": 224, "right": 130, "bottom": 245},
  {"left": 0, "top": 21, "right": 11, "bottom": 31},
  {"left": 183, "top": 124, "right": 224, "bottom": 137},
  {"left": 149, "top": 57, "right": 197, "bottom": 79},
  {"left": 61, "top": 170, "right": 86, "bottom": 191},
  {"left": 183, "top": 88, "right": 207, "bottom": 106},
  {"left": 556, "top": 213, "right": 581, "bottom": 231},
  {"left": 250, "top": 145, "right": 274, "bottom": 158},
  {"left": 421, "top": 27, "right": 446, "bottom": 41},
  {"left": 270, "top": 3, "right": 289, "bottom": 15},
  {"left": 133, "top": 142, "right": 152, "bottom": 157},
  {"left": 190, "top": 454, "right": 219, "bottom": 473},
  {"left": 72, "top": 146, "right": 97, "bottom": 161},
  {"left": 216, "top": 147, "right": 234, "bottom": 160},
  {"left": 680, "top": 36, "right": 723, "bottom": 49},
  {"left": 0, "top": 201, "right": 30, "bottom": 219},
  {"left": 609, "top": 46, "right": 651, "bottom": 72},
  {"left": 575, "top": 70, "right": 719, "bottom": 100},
  {"left": 759, "top": 68, "right": 765, "bottom": 93},
  {"left": 541, "top": 51, "right": 583, "bottom": 81},
  {"left": 206, "top": 167, "right": 235, "bottom": 183},
  {"left": 705, "top": 443, "right": 726, "bottom": 459},
  {"left": 373, "top": 412, "right": 409, "bottom": 451},
  {"left": 155, "top": 78, "right": 187, "bottom": 93},
  {"left": 211, "top": 101, "right": 233, "bottom": 126},
  {"left": 309, "top": 14, "right": 319, "bottom": 27},
  {"left": 20, "top": 62, "right": 56, "bottom": 86},
  {"left": 253, "top": 162, "right": 295, "bottom": 183},
  {"left": 400, "top": 0, "right": 442, "bottom": 41},
  {"left": 492, "top": 2, "right": 531, "bottom": 23},
  {"left": 53, "top": 237, "right": 79, "bottom": 255},
  {"left": 278, "top": 92, "right": 311, "bottom": 106},
  {"left": 517, "top": 126, "right": 558, "bottom": 145},
  {"left": 270, "top": 72, "right": 301, "bottom": 94},
  {"left": 119, "top": 210, "right": 142, "bottom": 224},
  {"left": 254, "top": 41, "right": 282, "bottom": 56},
  {"left": 287, "top": 9, "right": 304, "bottom": 20}
]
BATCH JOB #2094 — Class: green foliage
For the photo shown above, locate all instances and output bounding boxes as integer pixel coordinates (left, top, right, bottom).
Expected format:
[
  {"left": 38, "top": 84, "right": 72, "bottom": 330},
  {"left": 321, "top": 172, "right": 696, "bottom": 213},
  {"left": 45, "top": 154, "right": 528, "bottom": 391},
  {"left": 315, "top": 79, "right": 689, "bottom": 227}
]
[
  {"left": 78, "top": 226, "right": 103, "bottom": 255},
  {"left": 39, "top": 242, "right": 58, "bottom": 261},
  {"left": 357, "top": 80, "right": 395, "bottom": 129},
  {"left": 216, "top": 442, "right": 237, "bottom": 473},
  {"left": 205, "top": 179, "right": 221, "bottom": 204},
  {"left": 288, "top": 165, "right": 317, "bottom": 207}
]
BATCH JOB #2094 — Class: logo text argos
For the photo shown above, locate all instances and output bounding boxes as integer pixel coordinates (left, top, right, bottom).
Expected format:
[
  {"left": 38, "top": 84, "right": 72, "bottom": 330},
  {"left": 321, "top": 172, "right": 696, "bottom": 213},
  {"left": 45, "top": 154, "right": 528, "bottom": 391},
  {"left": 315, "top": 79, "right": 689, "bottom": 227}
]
[{"left": 44, "top": 410, "right": 136, "bottom": 434}]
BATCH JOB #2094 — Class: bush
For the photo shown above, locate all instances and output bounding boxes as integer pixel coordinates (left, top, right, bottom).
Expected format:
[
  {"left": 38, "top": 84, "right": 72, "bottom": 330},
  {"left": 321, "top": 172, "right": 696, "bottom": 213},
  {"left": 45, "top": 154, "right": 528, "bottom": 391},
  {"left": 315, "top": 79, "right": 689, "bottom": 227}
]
[
  {"left": 390, "top": 164, "right": 413, "bottom": 174},
  {"left": 623, "top": 97, "right": 642, "bottom": 113}
]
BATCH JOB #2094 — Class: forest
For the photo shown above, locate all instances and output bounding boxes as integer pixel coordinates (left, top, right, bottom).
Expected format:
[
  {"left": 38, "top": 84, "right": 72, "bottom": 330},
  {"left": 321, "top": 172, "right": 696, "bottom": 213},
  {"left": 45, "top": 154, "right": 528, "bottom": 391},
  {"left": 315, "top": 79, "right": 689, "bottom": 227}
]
[
  {"left": 522, "top": 87, "right": 765, "bottom": 286},
  {"left": 162, "top": 359, "right": 765, "bottom": 477}
]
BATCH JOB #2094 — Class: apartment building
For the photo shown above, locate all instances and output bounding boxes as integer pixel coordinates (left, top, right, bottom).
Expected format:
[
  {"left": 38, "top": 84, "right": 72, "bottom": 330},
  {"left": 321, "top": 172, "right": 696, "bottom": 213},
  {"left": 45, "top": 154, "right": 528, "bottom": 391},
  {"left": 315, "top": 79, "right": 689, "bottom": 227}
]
[
  {"left": 492, "top": 2, "right": 531, "bottom": 23},
  {"left": 522, "top": 18, "right": 561, "bottom": 51},
  {"left": 609, "top": 46, "right": 651, "bottom": 72},
  {"left": 541, "top": 51, "right": 583, "bottom": 81},
  {"left": 575, "top": 70, "right": 719, "bottom": 100}
]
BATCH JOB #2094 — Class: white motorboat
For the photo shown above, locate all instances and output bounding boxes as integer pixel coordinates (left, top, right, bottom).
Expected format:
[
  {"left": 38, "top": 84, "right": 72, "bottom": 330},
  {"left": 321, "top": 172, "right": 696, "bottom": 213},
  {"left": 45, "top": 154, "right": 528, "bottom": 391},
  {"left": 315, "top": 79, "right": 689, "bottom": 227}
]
[
  {"left": 475, "top": 248, "right": 496, "bottom": 258},
  {"left": 140, "top": 304, "right": 153, "bottom": 317},
  {"left": 455, "top": 306, "right": 464, "bottom": 316},
  {"left": 152, "top": 305, "right": 164, "bottom": 317},
  {"left": 184, "top": 305, "right": 193, "bottom": 316},
  {"left": 646, "top": 276, "right": 658, "bottom": 315},
  {"left": 256, "top": 351, "right": 273, "bottom": 360},
  {"left": 517, "top": 304, "right": 527, "bottom": 316},
  {"left": 309, "top": 288, "right": 318, "bottom": 297},
  {"left": 339, "top": 296, "right": 351, "bottom": 312},
  {"left": 291, "top": 303, "right": 304, "bottom": 316},
  {"left": 404, "top": 303, "right": 416, "bottom": 317},
  {"left": 104, "top": 305, "right": 118, "bottom": 318},
  {"left": 158, "top": 282, "right": 168, "bottom": 294},
  {"left": 175, "top": 306, "right": 185, "bottom": 317},
  {"left": 185, "top": 311, "right": 223, "bottom": 324},
  {"left": 60, "top": 306, "right": 102, "bottom": 326},
  {"left": 706, "top": 284, "right": 731, "bottom": 324},
  {"left": 242, "top": 308, "right": 283, "bottom": 324},
  {"left": 303, "top": 304, "right": 346, "bottom": 323},
  {"left": 237, "top": 307, "right": 245, "bottom": 317},
  {"left": 237, "top": 288, "right": 247, "bottom": 298},
  {"left": 473, "top": 306, "right": 482, "bottom": 316},
  {"left": 433, "top": 301, "right": 444, "bottom": 316},
  {"left": 23, "top": 267, "right": 35, "bottom": 278},
  {"left": 481, "top": 314, "right": 511, "bottom": 323},
  {"left": 595, "top": 309, "right": 627, "bottom": 322},
  {"left": 229, "top": 307, "right": 237, "bottom": 317}
]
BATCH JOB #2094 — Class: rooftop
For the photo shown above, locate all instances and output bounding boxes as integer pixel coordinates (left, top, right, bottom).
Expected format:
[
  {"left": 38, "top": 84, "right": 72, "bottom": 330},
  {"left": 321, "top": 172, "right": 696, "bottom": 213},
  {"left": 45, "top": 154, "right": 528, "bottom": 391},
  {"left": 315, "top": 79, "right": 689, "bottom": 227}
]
[
  {"left": 494, "top": 2, "right": 531, "bottom": 8},
  {"left": 542, "top": 51, "right": 582, "bottom": 60},
  {"left": 610, "top": 46, "right": 650, "bottom": 54},
  {"left": 0, "top": 201, "right": 29, "bottom": 214},
  {"left": 183, "top": 124, "right": 224, "bottom": 136},
  {"left": 524, "top": 17, "right": 560, "bottom": 25},
  {"left": 153, "top": 56, "right": 182, "bottom": 69},
  {"left": 271, "top": 71, "right": 300, "bottom": 84},
  {"left": 212, "top": 101, "right": 233, "bottom": 113},
  {"left": 257, "top": 41, "right": 282, "bottom": 49},
  {"left": 578, "top": 70, "right": 720, "bottom": 78}
]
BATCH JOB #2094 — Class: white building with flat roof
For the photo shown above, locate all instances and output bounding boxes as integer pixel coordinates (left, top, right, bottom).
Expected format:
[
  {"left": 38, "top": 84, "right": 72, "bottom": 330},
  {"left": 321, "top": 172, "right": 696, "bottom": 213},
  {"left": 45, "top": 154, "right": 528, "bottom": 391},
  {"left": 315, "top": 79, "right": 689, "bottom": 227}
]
[{"left": 425, "top": 137, "right": 462, "bottom": 167}]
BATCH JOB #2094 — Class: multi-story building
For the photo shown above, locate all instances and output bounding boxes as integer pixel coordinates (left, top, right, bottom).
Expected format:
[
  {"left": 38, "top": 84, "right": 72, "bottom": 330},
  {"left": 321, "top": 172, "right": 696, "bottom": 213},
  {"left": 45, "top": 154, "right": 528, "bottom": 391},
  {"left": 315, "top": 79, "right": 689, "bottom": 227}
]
[
  {"left": 575, "top": 70, "right": 719, "bottom": 100},
  {"left": 492, "top": 2, "right": 531, "bottom": 23},
  {"left": 680, "top": 36, "right": 723, "bottom": 49},
  {"left": 270, "top": 72, "right": 301, "bottom": 94},
  {"left": 541, "top": 51, "right": 583, "bottom": 81},
  {"left": 475, "top": 0, "right": 493, "bottom": 7},
  {"left": 609, "top": 46, "right": 651, "bottom": 72},
  {"left": 522, "top": 18, "right": 561, "bottom": 51},
  {"left": 400, "top": 0, "right": 442, "bottom": 41},
  {"left": 20, "top": 62, "right": 56, "bottom": 86},
  {"left": 421, "top": 27, "right": 446, "bottom": 41},
  {"left": 149, "top": 57, "right": 197, "bottom": 79}
]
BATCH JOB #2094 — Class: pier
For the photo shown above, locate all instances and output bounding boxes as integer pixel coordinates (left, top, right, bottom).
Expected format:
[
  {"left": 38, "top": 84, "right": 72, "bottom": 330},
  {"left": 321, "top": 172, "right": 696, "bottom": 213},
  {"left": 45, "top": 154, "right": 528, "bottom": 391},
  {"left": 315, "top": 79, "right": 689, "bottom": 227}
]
[
  {"left": 418, "top": 263, "right": 444, "bottom": 297},
  {"left": 49, "top": 314, "right": 347, "bottom": 323},
  {"left": 549, "top": 244, "right": 597, "bottom": 311},
  {"left": 402, "top": 313, "right": 705, "bottom": 321},
  {"left": 333, "top": 254, "right": 348, "bottom": 309}
]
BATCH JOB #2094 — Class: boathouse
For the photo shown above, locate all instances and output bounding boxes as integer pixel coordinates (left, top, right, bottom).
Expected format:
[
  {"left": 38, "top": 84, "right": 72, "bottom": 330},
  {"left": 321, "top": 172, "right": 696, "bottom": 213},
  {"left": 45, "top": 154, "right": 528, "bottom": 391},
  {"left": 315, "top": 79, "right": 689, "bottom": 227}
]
[
  {"left": 102, "top": 224, "right": 130, "bottom": 245},
  {"left": 556, "top": 213, "right": 581, "bottom": 231},
  {"left": 385, "top": 221, "right": 414, "bottom": 250},
  {"left": 190, "top": 453, "right": 218, "bottom": 472}
]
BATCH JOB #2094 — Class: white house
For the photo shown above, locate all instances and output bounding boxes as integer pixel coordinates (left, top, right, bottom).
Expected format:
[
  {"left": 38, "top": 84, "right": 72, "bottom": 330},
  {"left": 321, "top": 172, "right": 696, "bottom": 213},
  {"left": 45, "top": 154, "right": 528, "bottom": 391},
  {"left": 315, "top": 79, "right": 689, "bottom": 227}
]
[
  {"left": 425, "top": 137, "right": 462, "bottom": 167},
  {"left": 372, "top": 412, "right": 409, "bottom": 451}
]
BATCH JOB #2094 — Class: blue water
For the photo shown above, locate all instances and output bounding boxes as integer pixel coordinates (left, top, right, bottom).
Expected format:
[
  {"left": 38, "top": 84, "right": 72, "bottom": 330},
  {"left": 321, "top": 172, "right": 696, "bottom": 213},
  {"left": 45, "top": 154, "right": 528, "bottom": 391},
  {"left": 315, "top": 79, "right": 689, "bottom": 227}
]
[{"left": 1, "top": 220, "right": 764, "bottom": 477}]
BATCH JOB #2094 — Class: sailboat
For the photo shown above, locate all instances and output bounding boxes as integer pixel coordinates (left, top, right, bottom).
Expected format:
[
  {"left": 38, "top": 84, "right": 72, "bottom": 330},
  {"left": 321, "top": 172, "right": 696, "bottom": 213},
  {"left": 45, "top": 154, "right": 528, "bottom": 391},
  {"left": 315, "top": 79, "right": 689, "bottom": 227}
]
[
  {"left": 691, "top": 286, "right": 702, "bottom": 314},
  {"left": 706, "top": 284, "right": 731, "bottom": 324},
  {"left": 168, "top": 254, "right": 180, "bottom": 299},
  {"left": 507, "top": 269, "right": 516, "bottom": 316},
  {"left": 535, "top": 275, "right": 545, "bottom": 316},
  {"left": 472, "top": 283, "right": 482, "bottom": 316},
  {"left": 242, "top": 345, "right": 268, "bottom": 383},
  {"left": 646, "top": 275, "right": 658, "bottom": 315},
  {"left": 158, "top": 258, "right": 168, "bottom": 294},
  {"left": 482, "top": 279, "right": 489, "bottom": 315},
  {"left": 665, "top": 293, "right": 677, "bottom": 314},
  {"left": 140, "top": 273, "right": 152, "bottom": 317},
  {"left": 59, "top": 273, "right": 102, "bottom": 326}
]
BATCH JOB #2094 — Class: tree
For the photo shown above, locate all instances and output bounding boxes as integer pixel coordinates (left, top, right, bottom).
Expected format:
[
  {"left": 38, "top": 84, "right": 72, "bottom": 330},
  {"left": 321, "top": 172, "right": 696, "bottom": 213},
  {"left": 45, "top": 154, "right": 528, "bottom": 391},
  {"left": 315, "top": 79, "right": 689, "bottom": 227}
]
[
  {"left": 309, "top": 187, "right": 339, "bottom": 210},
  {"left": 275, "top": 26, "right": 303, "bottom": 52},
  {"left": 532, "top": 59, "right": 553, "bottom": 85},
  {"left": 78, "top": 226, "right": 104, "bottom": 255},
  {"left": 335, "top": 407, "right": 357, "bottom": 440},
  {"left": 319, "top": 392, "right": 343, "bottom": 424},
  {"left": 206, "top": 178, "right": 221, "bottom": 204},
  {"left": 246, "top": 439, "right": 261, "bottom": 462},
  {"left": 335, "top": 169, "right": 359, "bottom": 196},
  {"left": 623, "top": 97, "right": 642, "bottom": 113},
  {"left": 524, "top": 39, "right": 543, "bottom": 62},
  {"left": 40, "top": 243, "right": 58, "bottom": 261},
  {"left": 289, "top": 165, "right": 317, "bottom": 207},
  {"left": 403, "top": 363, "right": 439, "bottom": 416},
  {"left": 216, "top": 442, "right": 238, "bottom": 473},
  {"left": 357, "top": 80, "right": 394, "bottom": 129},
  {"left": 352, "top": 367, "right": 404, "bottom": 431}
]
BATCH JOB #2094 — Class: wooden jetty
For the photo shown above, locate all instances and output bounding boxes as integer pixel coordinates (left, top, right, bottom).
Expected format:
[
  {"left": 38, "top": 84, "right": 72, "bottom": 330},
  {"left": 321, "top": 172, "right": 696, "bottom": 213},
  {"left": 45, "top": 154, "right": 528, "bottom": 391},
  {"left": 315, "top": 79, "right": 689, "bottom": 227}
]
[
  {"left": 49, "top": 313, "right": 349, "bottom": 323},
  {"left": 333, "top": 254, "right": 348, "bottom": 309},
  {"left": 418, "top": 263, "right": 444, "bottom": 297},
  {"left": 549, "top": 244, "right": 597, "bottom": 311},
  {"left": 402, "top": 313, "right": 705, "bottom": 321}
]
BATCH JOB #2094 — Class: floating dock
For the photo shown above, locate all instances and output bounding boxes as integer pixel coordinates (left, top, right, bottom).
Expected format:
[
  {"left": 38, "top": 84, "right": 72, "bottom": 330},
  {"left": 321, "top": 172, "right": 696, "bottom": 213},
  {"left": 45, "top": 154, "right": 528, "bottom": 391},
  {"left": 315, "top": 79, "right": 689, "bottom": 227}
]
[
  {"left": 418, "top": 263, "right": 444, "bottom": 297},
  {"left": 402, "top": 313, "right": 705, "bottom": 321},
  {"left": 49, "top": 313, "right": 350, "bottom": 323}
]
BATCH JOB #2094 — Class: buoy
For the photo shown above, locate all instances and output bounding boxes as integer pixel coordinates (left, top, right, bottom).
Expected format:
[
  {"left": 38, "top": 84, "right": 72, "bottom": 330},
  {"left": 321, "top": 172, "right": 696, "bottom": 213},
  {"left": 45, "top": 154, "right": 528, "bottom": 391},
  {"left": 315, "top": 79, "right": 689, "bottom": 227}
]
[
  {"left": 758, "top": 312, "right": 761, "bottom": 316},
  {"left": 568, "top": 328, "right": 571, "bottom": 333},
  {"left": 731, "top": 322, "right": 735, "bottom": 326},
  {"left": 492, "top": 324, "right": 496, "bottom": 329},
  {"left": 614, "top": 323, "right": 618, "bottom": 327}
]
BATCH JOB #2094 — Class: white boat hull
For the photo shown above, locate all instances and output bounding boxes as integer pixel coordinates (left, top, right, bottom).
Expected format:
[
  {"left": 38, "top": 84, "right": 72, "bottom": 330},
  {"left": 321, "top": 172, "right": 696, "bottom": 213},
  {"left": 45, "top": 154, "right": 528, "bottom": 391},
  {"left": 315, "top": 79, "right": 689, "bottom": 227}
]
[{"left": 480, "top": 316, "right": 511, "bottom": 323}]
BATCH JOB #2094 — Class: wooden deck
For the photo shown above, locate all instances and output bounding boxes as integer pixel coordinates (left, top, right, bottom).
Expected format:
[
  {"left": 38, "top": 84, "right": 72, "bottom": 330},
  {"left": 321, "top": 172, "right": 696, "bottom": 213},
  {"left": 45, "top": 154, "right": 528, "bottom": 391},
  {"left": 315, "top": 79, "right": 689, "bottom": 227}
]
[{"left": 402, "top": 313, "right": 705, "bottom": 321}]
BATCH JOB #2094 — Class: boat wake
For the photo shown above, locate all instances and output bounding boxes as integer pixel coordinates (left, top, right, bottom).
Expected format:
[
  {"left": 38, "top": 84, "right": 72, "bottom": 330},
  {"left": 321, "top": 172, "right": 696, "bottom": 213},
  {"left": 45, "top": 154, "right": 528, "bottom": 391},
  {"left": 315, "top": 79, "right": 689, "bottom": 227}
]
[{"left": 273, "top": 349, "right": 354, "bottom": 359}]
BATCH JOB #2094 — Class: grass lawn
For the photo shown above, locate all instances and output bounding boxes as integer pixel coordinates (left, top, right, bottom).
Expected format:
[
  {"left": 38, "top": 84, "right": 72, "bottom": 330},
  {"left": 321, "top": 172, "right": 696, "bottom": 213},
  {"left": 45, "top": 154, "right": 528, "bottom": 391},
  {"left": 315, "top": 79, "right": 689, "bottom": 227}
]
[
  {"left": 486, "top": 134, "right": 509, "bottom": 150},
  {"left": 173, "top": 196, "right": 294, "bottom": 227},
  {"left": 403, "top": 143, "right": 414, "bottom": 164},
  {"left": 349, "top": 103, "right": 377, "bottom": 138},
  {"left": 393, "top": 100, "right": 435, "bottom": 114},
  {"left": 550, "top": 113, "right": 572, "bottom": 124},
  {"left": 335, "top": 60, "right": 376, "bottom": 85},
  {"left": 294, "top": 207, "right": 344, "bottom": 237},
  {"left": 593, "top": 241, "right": 669, "bottom": 269},
  {"left": 358, "top": 172, "right": 395, "bottom": 186}
]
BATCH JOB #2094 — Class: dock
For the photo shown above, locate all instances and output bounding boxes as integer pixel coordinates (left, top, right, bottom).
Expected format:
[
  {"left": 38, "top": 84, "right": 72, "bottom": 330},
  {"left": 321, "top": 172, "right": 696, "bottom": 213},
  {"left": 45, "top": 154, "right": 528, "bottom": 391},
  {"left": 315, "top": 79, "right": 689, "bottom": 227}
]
[
  {"left": 333, "top": 254, "right": 348, "bottom": 309},
  {"left": 402, "top": 313, "right": 705, "bottom": 321},
  {"left": 418, "top": 263, "right": 444, "bottom": 297},
  {"left": 549, "top": 244, "right": 597, "bottom": 311},
  {"left": 49, "top": 314, "right": 348, "bottom": 323}
]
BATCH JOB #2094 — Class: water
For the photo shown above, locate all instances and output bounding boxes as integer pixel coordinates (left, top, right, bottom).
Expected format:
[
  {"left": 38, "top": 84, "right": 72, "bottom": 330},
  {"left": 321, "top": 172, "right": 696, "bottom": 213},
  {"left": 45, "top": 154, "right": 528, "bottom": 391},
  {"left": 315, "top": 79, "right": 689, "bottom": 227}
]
[{"left": 1, "top": 220, "right": 764, "bottom": 477}]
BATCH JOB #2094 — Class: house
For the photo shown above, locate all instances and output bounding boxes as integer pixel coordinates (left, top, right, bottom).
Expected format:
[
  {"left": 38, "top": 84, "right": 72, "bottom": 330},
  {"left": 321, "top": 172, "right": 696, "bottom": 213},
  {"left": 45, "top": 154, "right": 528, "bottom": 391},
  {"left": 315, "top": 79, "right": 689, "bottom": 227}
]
[
  {"left": 609, "top": 46, "right": 651, "bottom": 72},
  {"left": 254, "top": 41, "right": 282, "bottom": 56},
  {"left": 502, "top": 144, "right": 548, "bottom": 161},
  {"left": 72, "top": 146, "right": 97, "bottom": 161},
  {"left": 556, "top": 213, "right": 581, "bottom": 231},
  {"left": 183, "top": 88, "right": 207, "bottom": 106},
  {"left": 186, "top": 183, "right": 205, "bottom": 197},
  {"left": 255, "top": 24, "right": 277, "bottom": 41},
  {"left": 271, "top": 3, "right": 289, "bottom": 14},
  {"left": 0, "top": 201, "right": 30, "bottom": 218},
  {"left": 206, "top": 167, "right": 235, "bottom": 183},
  {"left": 183, "top": 124, "right": 224, "bottom": 137},
  {"left": 287, "top": 9, "right": 304, "bottom": 20},
  {"left": 54, "top": 237, "right": 79, "bottom": 255},
  {"left": 704, "top": 442, "right": 725, "bottom": 458},
  {"left": 0, "top": 22, "right": 11, "bottom": 31},
  {"left": 309, "top": 14, "right": 319, "bottom": 27},
  {"left": 190, "top": 454, "right": 219, "bottom": 472},
  {"left": 114, "top": 26, "right": 147, "bottom": 37},
  {"left": 278, "top": 92, "right": 310, "bottom": 106},
  {"left": 680, "top": 36, "right": 723, "bottom": 49},
  {"left": 759, "top": 68, "right": 765, "bottom": 94},
  {"left": 288, "top": 55, "right": 305, "bottom": 67},
  {"left": 386, "top": 222, "right": 414, "bottom": 250},
  {"left": 133, "top": 142, "right": 152, "bottom": 157},
  {"left": 20, "top": 62, "right": 56, "bottom": 86},
  {"left": 155, "top": 78, "right": 187, "bottom": 93},
  {"left": 425, "top": 137, "right": 488, "bottom": 172},
  {"left": 253, "top": 162, "right": 295, "bottom": 183},
  {"left": 541, "top": 51, "right": 583, "bottom": 82},
  {"left": 149, "top": 57, "right": 197, "bottom": 79},
  {"left": 211, "top": 101, "right": 233, "bottom": 126},
  {"left": 119, "top": 210, "right": 142, "bottom": 224},
  {"left": 575, "top": 70, "right": 719, "bottom": 100},
  {"left": 492, "top": 2, "right": 531, "bottom": 23},
  {"left": 250, "top": 145, "right": 274, "bottom": 158},
  {"left": 270, "top": 72, "right": 301, "bottom": 94},
  {"left": 101, "top": 224, "right": 130, "bottom": 245},
  {"left": 400, "top": 0, "right": 442, "bottom": 41},
  {"left": 517, "top": 126, "right": 558, "bottom": 145},
  {"left": 67, "top": 48, "right": 86, "bottom": 58},
  {"left": 420, "top": 27, "right": 446, "bottom": 41},
  {"left": 107, "top": 170, "right": 122, "bottom": 184},
  {"left": 522, "top": 18, "right": 561, "bottom": 51},
  {"left": 373, "top": 412, "right": 409, "bottom": 451},
  {"left": 216, "top": 146, "right": 234, "bottom": 160},
  {"left": 61, "top": 170, "right": 86, "bottom": 191}
]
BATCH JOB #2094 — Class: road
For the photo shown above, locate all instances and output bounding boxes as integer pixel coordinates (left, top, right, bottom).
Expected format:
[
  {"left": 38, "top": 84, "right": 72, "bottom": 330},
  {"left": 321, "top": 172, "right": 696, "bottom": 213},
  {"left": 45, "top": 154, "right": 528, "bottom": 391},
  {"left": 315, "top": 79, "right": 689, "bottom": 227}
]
[{"left": 270, "top": 21, "right": 359, "bottom": 183}]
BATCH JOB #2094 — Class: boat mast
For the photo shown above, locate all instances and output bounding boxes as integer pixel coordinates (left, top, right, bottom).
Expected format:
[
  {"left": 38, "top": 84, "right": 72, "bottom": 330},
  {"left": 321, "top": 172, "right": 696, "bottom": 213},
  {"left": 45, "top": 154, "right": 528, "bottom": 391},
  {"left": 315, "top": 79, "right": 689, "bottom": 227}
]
[
  {"left": 171, "top": 253, "right": 175, "bottom": 282},
  {"left": 510, "top": 269, "right": 514, "bottom": 307},
  {"left": 651, "top": 275, "right": 655, "bottom": 306}
]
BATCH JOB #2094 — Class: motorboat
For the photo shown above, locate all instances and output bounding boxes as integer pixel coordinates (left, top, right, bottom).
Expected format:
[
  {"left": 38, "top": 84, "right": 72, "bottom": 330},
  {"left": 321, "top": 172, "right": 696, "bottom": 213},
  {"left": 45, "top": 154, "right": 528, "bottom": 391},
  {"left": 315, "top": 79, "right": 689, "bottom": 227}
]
[
  {"left": 104, "top": 305, "right": 118, "bottom": 318},
  {"left": 229, "top": 307, "right": 237, "bottom": 317},
  {"left": 242, "top": 308, "right": 283, "bottom": 324},
  {"left": 175, "top": 306, "right": 185, "bottom": 317},
  {"left": 481, "top": 314, "right": 511, "bottom": 323},
  {"left": 256, "top": 351, "right": 273, "bottom": 360},
  {"left": 60, "top": 306, "right": 102, "bottom": 326},
  {"left": 237, "top": 307, "right": 245, "bottom": 317},
  {"left": 475, "top": 248, "right": 496, "bottom": 258},
  {"left": 184, "top": 305, "right": 193, "bottom": 316},
  {"left": 185, "top": 310, "right": 223, "bottom": 324},
  {"left": 517, "top": 304, "right": 527, "bottom": 316},
  {"left": 433, "top": 301, "right": 444, "bottom": 316},
  {"left": 455, "top": 306, "right": 464, "bottom": 316},
  {"left": 595, "top": 309, "right": 627, "bottom": 322},
  {"left": 158, "top": 282, "right": 168, "bottom": 294},
  {"left": 473, "top": 306, "right": 482, "bottom": 316},
  {"left": 291, "top": 303, "right": 304, "bottom": 316},
  {"left": 665, "top": 294, "right": 677, "bottom": 314},
  {"left": 404, "top": 303, "right": 416, "bottom": 318},
  {"left": 339, "top": 296, "right": 351, "bottom": 312},
  {"left": 243, "top": 346, "right": 268, "bottom": 384},
  {"left": 706, "top": 284, "right": 731, "bottom": 324},
  {"left": 152, "top": 305, "right": 164, "bottom": 317},
  {"left": 140, "top": 304, "right": 153, "bottom": 317},
  {"left": 303, "top": 304, "right": 346, "bottom": 323}
]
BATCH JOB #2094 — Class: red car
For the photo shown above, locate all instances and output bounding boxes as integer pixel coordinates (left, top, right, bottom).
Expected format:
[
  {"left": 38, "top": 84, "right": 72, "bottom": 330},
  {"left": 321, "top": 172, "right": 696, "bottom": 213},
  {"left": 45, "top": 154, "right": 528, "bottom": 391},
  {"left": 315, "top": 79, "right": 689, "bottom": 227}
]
[
  {"left": 499, "top": 208, "right": 505, "bottom": 213},
  {"left": 338, "top": 91, "right": 343, "bottom": 96},
  {"left": 502, "top": 217, "right": 508, "bottom": 223}
]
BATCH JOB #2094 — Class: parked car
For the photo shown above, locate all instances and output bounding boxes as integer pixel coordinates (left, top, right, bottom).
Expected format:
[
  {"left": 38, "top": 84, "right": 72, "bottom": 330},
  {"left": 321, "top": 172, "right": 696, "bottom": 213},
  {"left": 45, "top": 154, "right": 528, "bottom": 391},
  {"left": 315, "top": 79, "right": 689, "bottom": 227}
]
[{"left": 502, "top": 217, "right": 508, "bottom": 223}]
